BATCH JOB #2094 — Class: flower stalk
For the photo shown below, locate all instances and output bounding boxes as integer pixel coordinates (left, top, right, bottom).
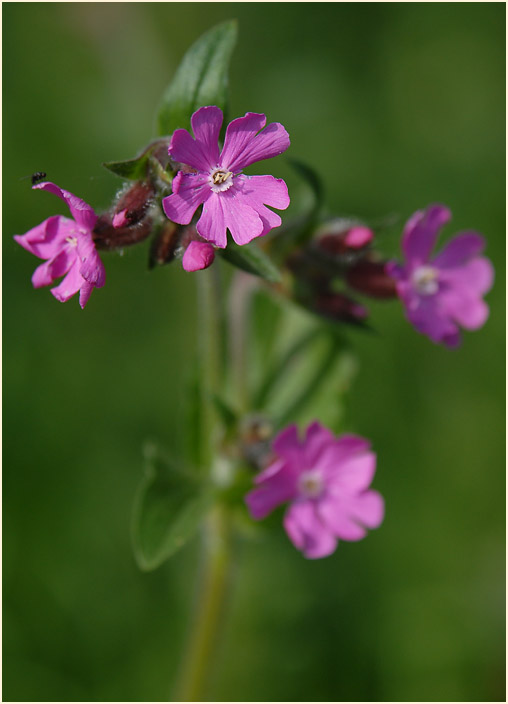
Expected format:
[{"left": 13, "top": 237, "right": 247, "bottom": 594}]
[{"left": 172, "top": 506, "right": 232, "bottom": 702}]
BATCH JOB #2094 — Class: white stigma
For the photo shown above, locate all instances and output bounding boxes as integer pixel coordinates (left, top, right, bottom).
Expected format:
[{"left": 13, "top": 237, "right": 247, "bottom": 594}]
[
  {"left": 412, "top": 265, "right": 439, "bottom": 295},
  {"left": 298, "top": 470, "right": 324, "bottom": 499},
  {"left": 65, "top": 236, "right": 78, "bottom": 247},
  {"left": 209, "top": 167, "right": 234, "bottom": 193}
]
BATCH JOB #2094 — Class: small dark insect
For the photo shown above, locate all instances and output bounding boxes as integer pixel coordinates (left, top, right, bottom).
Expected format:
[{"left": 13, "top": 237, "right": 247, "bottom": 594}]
[{"left": 20, "top": 171, "right": 47, "bottom": 185}]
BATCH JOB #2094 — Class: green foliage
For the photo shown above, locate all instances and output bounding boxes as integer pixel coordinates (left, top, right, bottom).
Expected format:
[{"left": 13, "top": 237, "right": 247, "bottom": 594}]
[
  {"left": 270, "top": 158, "right": 324, "bottom": 260},
  {"left": 157, "top": 20, "right": 238, "bottom": 136},
  {"left": 103, "top": 155, "right": 150, "bottom": 181},
  {"left": 103, "top": 138, "right": 172, "bottom": 182},
  {"left": 218, "top": 240, "right": 282, "bottom": 283},
  {"left": 212, "top": 394, "right": 238, "bottom": 432},
  {"left": 287, "top": 157, "right": 324, "bottom": 220},
  {"left": 132, "top": 444, "right": 214, "bottom": 570}
]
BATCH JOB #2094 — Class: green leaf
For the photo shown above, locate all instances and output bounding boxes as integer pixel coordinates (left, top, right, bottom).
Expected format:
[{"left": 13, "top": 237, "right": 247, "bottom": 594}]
[
  {"left": 212, "top": 394, "right": 238, "bottom": 432},
  {"left": 157, "top": 20, "right": 238, "bottom": 136},
  {"left": 132, "top": 444, "right": 214, "bottom": 571},
  {"left": 103, "top": 155, "right": 149, "bottom": 181},
  {"left": 253, "top": 326, "right": 325, "bottom": 410},
  {"left": 103, "top": 138, "right": 172, "bottom": 182},
  {"left": 269, "top": 159, "right": 324, "bottom": 259},
  {"left": 287, "top": 157, "right": 324, "bottom": 217},
  {"left": 218, "top": 241, "right": 282, "bottom": 283},
  {"left": 275, "top": 334, "right": 345, "bottom": 427}
]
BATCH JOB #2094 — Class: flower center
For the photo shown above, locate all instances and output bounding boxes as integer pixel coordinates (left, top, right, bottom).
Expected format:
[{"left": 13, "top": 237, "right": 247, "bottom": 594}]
[
  {"left": 65, "top": 236, "right": 78, "bottom": 247},
  {"left": 298, "top": 470, "right": 324, "bottom": 499},
  {"left": 209, "top": 168, "right": 234, "bottom": 193},
  {"left": 412, "top": 265, "right": 439, "bottom": 295}
]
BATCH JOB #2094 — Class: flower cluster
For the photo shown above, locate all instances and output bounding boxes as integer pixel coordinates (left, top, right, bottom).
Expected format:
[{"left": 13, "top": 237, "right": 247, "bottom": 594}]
[
  {"left": 246, "top": 422, "right": 384, "bottom": 559},
  {"left": 13, "top": 109, "right": 495, "bottom": 563}
]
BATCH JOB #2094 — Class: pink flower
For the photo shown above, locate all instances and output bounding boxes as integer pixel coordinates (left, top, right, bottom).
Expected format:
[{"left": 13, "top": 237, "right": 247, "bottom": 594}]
[
  {"left": 386, "top": 204, "right": 494, "bottom": 347},
  {"left": 14, "top": 182, "right": 105, "bottom": 309},
  {"left": 245, "top": 422, "right": 384, "bottom": 559},
  {"left": 163, "top": 106, "right": 290, "bottom": 248}
]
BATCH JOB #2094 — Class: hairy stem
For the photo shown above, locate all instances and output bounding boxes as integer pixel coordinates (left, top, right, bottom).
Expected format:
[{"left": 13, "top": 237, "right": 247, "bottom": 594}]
[
  {"left": 228, "top": 271, "right": 258, "bottom": 413},
  {"left": 173, "top": 506, "right": 232, "bottom": 702},
  {"left": 172, "top": 266, "right": 233, "bottom": 701}
]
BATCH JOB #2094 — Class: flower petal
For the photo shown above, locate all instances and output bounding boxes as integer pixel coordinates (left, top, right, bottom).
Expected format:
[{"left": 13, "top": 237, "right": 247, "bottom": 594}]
[
  {"left": 245, "top": 462, "right": 298, "bottom": 520},
  {"left": 402, "top": 204, "right": 451, "bottom": 266},
  {"left": 318, "top": 498, "right": 367, "bottom": 541},
  {"left": 440, "top": 257, "right": 494, "bottom": 296},
  {"left": 190, "top": 106, "right": 223, "bottom": 166},
  {"left": 439, "top": 286, "right": 490, "bottom": 331},
  {"left": 196, "top": 192, "right": 227, "bottom": 247},
  {"left": 283, "top": 501, "right": 337, "bottom": 559},
  {"left": 404, "top": 294, "right": 461, "bottom": 347},
  {"left": 433, "top": 231, "right": 485, "bottom": 269},
  {"left": 221, "top": 113, "right": 290, "bottom": 172},
  {"left": 50, "top": 259, "right": 84, "bottom": 303},
  {"left": 235, "top": 175, "right": 290, "bottom": 210},
  {"left": 14, "top": 215, "right": 74, "bottom": 259},
  {"left": 79, "top": 281, "right": 95, "bottom": 309},
  {"left": 385, "top": 261, "right": 406, "bottom": 281},
  {"left": 182, "top": 241, "right": 215, "bottom": 272},
  {"left": 169, "top": 128, "right": 215, "bottom": 172},
  {"left": 220, "top": 112, "right": 266, "bottom": 168},
  {"left": 303, "top": 421, "right": 335, "bottom": 467},
  {"left": 77, "top": 234, "right": 105, "bottom": 287},
  {"left": 33, "top": 182, "right": 97, "bottom": 230},
  {"left": 220, "top": 189, "right": 264, "bottom": 245},
  {"left": 163, "top": 172, "right": 210, "bottom": 226},
  {"left": 31, "top": 247, "right": 75, "bottom": 288},
  {"left": 327, "top": 450, "right": 377, "bottom": 493},
  {"left": 343, "top": 490, "right": 385, "bottom": 529},
  {"left": 272, "top": 424, "right": 301, "bottom": 459}
]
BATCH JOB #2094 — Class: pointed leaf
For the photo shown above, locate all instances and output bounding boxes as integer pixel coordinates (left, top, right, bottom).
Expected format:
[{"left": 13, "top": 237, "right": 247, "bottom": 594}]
[
  {"left": 270, "top": 159, "right": 324, "bottom": 259},
  {"left": 132, "top": 445, "right": 214, "bottom": 570},
  {"left": 157, "top": 20, "right": 238, "bottom": 136},
  {"left": 287, "top": 157, "right": 324, "bottom": 216},
  {"left": 212, "top": 394, "right": 238, "bottom": 431},
  {"left": 103, "top": 155, "right": 149, "bottom": 181},
  {"left": 218, "top": 241, "right": 282, "bottom": 283}
]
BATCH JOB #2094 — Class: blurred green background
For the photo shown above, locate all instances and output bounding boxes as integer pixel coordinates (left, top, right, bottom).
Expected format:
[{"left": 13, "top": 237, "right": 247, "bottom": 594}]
[{"left": 3, "top": 3, "right": 505, "bottom": 701}]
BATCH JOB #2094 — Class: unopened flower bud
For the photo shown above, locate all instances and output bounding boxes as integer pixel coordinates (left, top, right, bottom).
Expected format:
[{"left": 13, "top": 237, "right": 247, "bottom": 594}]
[
  {"left": 317, "top": 225, "right": 374, "bottom": 256},
  {"left": 92, "top": 213, "right": 153, "bottom": 250},
  {"left": 313, "top": 291, "right": 369, "bottom": 323},
  {"left": 148, "top": 221, "right": 181, "bottom": 268},
  {"left": 346, "top": 259, "right": 398, "bottom": 299},
  {"left": 113, "top": 181, "right": 154, "bottom": 228},
  {"left": 343, "top": 226, "right": 374, "bottom": 249},
  {"left": 182, "top": 241, "right": 215, "bottom": 272}
]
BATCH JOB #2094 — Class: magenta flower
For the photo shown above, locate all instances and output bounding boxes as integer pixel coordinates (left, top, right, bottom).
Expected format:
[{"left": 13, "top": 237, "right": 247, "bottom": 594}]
[
  {"left": 245, "top": 422, "right": 384, "bottom": 559},
  {"left": 163, "top": 106, "right": 290, "bottom": 248},
  {"left": 14, "top": 182, "right": 105, "bottom": 308},
  {"left": 386, "top": 204, "right": 494, "bottom": 347}
]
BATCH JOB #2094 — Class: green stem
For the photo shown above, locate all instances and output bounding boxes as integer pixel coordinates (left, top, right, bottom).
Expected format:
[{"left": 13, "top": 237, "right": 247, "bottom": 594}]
[
  {"left": 228, "top": 272, "right": 258, "bottom": 413},
  {"left": 196, "top": 267, "right": 222, "bottom": 470},
  {"left": 173, "top": 506, "right": 232, "bottom": 702},
  {"left": 173, "top": 266, "right": 232, "bottom": 701}
]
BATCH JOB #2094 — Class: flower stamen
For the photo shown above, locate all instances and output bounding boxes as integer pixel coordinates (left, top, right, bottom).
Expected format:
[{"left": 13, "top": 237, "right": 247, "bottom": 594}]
[
  {"left": 298, "top": 470, "right": 324, "bottom": 499},
  {"left": 209, "top": 168, "right": 234, "bottom": 193},
  {"left": 412, "top": 265, "right": 439, "bottom": 295}
]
